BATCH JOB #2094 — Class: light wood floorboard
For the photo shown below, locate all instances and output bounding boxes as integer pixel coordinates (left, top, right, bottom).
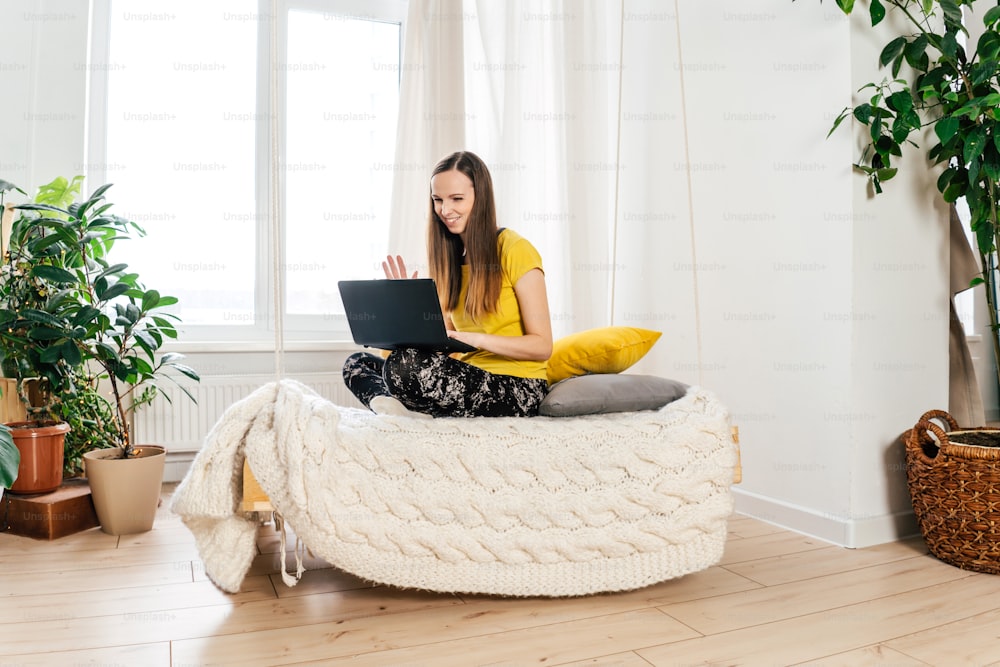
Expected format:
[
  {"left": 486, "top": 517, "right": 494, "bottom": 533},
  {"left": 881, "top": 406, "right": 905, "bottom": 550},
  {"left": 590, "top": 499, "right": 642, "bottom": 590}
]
[{"left": 1, "top": 484, "right": 998, "bottom": 666}]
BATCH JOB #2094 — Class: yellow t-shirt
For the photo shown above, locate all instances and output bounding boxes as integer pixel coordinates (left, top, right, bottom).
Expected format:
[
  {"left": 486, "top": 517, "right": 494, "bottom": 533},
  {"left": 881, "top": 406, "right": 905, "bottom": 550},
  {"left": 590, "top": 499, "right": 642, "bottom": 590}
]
[{"left": 450, "top": 228, "right": 548, "bottom": 380}]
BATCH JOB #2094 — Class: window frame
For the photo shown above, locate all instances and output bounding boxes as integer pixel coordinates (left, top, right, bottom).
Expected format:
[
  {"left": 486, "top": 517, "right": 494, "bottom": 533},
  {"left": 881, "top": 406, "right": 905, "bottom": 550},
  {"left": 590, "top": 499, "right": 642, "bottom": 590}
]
[{"left": 86, "top": 0, "right": 407, "bottom": 347}]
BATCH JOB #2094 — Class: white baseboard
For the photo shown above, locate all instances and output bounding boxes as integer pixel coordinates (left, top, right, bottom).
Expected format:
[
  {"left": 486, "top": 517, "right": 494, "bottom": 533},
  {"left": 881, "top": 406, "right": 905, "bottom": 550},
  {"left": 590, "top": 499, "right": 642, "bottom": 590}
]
[{"left": 733, "top": 487, "right": 920, "bottom": 548}]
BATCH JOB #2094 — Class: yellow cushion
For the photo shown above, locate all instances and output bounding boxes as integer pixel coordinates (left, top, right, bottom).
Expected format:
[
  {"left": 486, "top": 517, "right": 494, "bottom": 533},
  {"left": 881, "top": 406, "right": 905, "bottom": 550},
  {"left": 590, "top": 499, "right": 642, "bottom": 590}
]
[{"left": 546, "top": 327, "right": 662, "bottom": 384}]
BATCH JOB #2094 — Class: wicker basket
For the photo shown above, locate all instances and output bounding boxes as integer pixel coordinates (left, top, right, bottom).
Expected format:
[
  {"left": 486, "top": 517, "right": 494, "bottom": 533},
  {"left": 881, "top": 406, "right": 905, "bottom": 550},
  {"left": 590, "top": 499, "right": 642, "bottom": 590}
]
[{"left": 904, "top": 409, "right": 1000, "bottom": 574}]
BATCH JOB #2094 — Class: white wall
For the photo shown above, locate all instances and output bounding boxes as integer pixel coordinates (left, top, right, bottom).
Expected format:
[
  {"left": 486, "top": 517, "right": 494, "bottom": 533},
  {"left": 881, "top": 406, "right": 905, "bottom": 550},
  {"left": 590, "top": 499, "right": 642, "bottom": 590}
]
[
  {"left": 0, "top": 0, "right": 89, "bottom": 189},
  {"left": 615, "top": 1, "right": 948, "bottom": 547},
  {"left": 2, "top": 0, "right": 953, "bottom": 547},
  {"left": 843, "top": 10, "right": 948, "bottom": 545}
]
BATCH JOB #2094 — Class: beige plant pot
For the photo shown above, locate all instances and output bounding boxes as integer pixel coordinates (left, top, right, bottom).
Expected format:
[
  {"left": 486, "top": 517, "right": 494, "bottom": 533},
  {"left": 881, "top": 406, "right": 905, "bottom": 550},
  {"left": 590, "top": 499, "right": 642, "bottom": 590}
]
[{"left": 83, "top": 445, "right": 165, "bottom": 536}]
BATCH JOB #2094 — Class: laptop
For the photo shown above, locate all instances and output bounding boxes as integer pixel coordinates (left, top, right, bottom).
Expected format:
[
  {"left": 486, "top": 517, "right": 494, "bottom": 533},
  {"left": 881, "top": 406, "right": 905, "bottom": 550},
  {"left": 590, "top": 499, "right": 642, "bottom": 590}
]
[{"left": 337, "top": 278, "right": 477, "bottom": 354}]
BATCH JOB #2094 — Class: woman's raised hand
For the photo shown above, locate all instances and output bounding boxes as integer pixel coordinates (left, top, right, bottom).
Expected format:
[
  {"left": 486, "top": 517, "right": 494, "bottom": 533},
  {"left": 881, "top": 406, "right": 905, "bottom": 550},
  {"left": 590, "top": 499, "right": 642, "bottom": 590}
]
[{"left": 382, "top": 254, "right": 418, "bottom": 279}]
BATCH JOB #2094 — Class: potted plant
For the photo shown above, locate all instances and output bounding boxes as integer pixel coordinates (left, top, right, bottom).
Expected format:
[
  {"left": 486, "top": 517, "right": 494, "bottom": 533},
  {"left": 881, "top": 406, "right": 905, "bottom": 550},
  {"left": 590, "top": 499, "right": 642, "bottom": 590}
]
[
  {"left": 4, "top": 178, "right": 199, "bottom": 533},
  {"left": 0, "top": 177, "right": 75, "bottom": 495},
  {"left": 809, "top": 0, "right": 1000, "bottom": 572},
  {"left": 2, "top": 178, "right": 130, "bottom": 483}
]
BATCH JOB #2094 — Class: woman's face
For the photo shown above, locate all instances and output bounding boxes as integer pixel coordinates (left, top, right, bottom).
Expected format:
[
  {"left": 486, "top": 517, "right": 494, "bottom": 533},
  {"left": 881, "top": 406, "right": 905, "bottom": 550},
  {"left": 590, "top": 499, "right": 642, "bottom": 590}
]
[{"left": 431, "top": 169, "right": 475, "bottom": 237}]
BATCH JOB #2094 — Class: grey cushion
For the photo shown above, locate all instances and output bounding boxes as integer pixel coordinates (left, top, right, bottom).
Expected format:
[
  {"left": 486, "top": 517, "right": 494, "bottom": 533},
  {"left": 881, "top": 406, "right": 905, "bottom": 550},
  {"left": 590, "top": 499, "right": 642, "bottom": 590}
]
[{"left": 538, "top": 373, "right": 689, "bottom": 417}]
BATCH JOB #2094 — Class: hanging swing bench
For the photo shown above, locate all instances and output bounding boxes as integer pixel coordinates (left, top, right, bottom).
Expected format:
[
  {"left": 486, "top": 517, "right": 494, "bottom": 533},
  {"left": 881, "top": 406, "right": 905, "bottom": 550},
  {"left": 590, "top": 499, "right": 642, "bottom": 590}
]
[{"left": 172, "top": 377, "right": 740, "bottom": 598}]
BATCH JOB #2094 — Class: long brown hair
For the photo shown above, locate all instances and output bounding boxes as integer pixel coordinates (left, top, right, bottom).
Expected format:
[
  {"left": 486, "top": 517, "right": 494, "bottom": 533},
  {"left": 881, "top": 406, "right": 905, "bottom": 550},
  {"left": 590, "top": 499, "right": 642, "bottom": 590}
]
[{"left": 427, "top": 151, "right": 502, "bottom": 322}]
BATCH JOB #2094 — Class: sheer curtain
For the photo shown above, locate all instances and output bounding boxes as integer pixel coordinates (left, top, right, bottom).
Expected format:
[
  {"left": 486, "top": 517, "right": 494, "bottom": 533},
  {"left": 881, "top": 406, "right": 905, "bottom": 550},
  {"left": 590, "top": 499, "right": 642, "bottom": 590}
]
[
  {"left": 387, "top": 0, "right": 626, "bottom": 339},
  {"left": 386, "top": 0, "right": 468, "bottom": 280}
]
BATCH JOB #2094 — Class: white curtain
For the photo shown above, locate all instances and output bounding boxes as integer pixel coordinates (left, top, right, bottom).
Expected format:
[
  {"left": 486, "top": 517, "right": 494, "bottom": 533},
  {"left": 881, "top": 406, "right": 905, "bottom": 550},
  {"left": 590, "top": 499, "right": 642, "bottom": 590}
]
[
  {"left": 387, "top": 0, "right": 627, "bottom": 339},
  {"left": 386, "top": 0, "right": 469, "bottom": 279}
]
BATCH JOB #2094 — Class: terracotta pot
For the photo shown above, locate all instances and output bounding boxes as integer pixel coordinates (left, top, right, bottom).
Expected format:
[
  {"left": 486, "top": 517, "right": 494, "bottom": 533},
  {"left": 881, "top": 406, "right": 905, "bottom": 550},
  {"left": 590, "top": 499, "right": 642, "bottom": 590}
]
[
  {"left": 83, "top": 445, "right": 165, "bottom": 535},
  {"left": 7, "top": 421, "right": 70, "bottom": 495}
]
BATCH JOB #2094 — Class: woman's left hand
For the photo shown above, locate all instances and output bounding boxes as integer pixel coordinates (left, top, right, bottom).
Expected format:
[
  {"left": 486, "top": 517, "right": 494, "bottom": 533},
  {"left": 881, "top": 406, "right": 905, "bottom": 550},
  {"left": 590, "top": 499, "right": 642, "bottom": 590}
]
[{"left": 382, "top": 255, "right": 418, "bottom": 280}]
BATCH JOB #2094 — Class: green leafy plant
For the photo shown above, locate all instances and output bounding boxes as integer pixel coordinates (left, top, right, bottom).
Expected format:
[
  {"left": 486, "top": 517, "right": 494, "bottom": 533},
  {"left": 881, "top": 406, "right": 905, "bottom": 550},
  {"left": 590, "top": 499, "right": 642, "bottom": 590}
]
[
  {"left": 0, "top": 423, "right": 18, "bottom": 489},
  {"left": 0, "top": 176, "right": 84, "bottom": 422},
  {"left": 812, "top": 0, "right": 1000, "bottom": 390},
  {"left": 59, "top": 374, "right": 118, "bottom": 476},
  {"left": 0, "top": 178, "right": 199, "bottom": 459}
]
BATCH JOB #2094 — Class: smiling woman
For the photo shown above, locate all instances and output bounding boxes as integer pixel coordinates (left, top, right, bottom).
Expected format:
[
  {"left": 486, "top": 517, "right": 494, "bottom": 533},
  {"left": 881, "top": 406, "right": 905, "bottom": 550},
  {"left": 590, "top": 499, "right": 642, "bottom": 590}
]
[{"left": 342, "top": 151, "right": 554, "bottom": 419}]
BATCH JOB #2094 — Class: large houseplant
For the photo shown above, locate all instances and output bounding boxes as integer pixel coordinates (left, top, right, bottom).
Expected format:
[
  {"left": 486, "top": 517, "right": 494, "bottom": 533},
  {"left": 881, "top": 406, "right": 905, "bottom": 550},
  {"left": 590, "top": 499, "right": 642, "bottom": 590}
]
[
  {"left": 816, "top": 0, "right": 1000, "bottom": 389},
  {"left": 1, "top": 177, "right": 83, "bottom": 403},
  {"left": 811, "top": 0, "right": 1000, "bottom": 572},
  {"left": 0, "top": 177, "right": 74, "bottom": 493},
  {"left": 3, "top": 178, "right": 131, "bottom": 478},
  {"left": 2, "top": 178, "right": 199, "bottom": 532}
]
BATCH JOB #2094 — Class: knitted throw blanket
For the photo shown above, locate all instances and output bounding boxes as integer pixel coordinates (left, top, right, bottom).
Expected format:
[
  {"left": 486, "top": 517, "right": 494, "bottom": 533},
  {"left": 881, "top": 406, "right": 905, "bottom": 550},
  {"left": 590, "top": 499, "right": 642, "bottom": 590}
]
[{"left": 171, "top": 379, "right": 736, "bottom": 597}]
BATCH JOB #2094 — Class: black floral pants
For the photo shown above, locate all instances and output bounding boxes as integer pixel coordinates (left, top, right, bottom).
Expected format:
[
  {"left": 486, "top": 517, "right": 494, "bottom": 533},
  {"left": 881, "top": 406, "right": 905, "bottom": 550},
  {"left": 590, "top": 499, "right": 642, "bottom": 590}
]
[{"left": 342, "top": 348, "right": 548, "bottom": 418}]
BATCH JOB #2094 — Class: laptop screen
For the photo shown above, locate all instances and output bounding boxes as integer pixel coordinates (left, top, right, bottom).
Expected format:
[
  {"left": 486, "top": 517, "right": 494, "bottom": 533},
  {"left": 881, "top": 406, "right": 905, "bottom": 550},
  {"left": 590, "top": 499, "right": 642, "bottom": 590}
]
[{"left": 338, "top": 279, "right": 476, "bottom": 353}]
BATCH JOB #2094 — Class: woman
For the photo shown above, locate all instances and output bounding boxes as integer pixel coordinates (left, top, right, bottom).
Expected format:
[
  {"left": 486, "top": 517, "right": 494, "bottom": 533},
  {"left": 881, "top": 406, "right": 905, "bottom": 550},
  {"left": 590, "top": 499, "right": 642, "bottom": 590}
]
[{"left": 342, "top": 151, "right": 552, "bottom": 418}]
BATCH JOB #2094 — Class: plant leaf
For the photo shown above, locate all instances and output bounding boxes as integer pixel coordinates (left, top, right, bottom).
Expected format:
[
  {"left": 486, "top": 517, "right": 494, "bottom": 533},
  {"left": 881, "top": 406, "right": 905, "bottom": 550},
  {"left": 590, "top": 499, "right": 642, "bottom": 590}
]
[
  {"left": 827, "top": 109, "right": 849, "bottom": 138},
  {"left": 0, "top": 426, "right": 19, "bottom": 488},
  {"left": 870, "top": 0, "right": 885, "bottom": 25},
  {"left": 977, "top": 31, "right": 1000, "bottom": 62},
  {"left": 876, "top": 167, "right": 898, "bottom": 182},
  {"left": 70, "top": 306, "right": 102, "bottom": 327},
  {"left": 939, "top": 0, "right": 963, "bottom": 28},
  {"left": 986, "top": 6, "right": 1000, "bottom": 28},
  {"left": 96, "top": 281, "right": 130, "bottom": 302},
  {"left": 19, "top": 308, "right": 63, "bottom": 327},
  {"left": 95, "top": 341, "right": 119, "bottom": 361},
  {"left": 97, "top": 263, "right": 128, "bottom": 279},
  {"left": 965, "top": 125, "right": 989, "bottom": 165},
  {"left": 27, "top": 326, "right": 65, "bottom": 341},
  {"left": 169, "top": 362, "right": 201, "bottom": 383},
  {"left": 60, "top": 340, "right": 82, "bottom": 366},
  {"left": 880, "top": 37, "right": 907, "bottom": 67},
  {"left": 935, "top": 116, "right": 960, "bottom": 143},
  {"left": 853, "top": 103, "right": 873, "bottom": 124},
  {"left": 0, "top": 180, "right": 25, "bottom": 195},
  {"left": 134, "top": 330, "right": 158, "bottom": 356},
  {"left": 15, "top": 202, "right": 71, "bottom": 216},
  {"left": 30, "top": 265, "right": 78, "bottom": 284},
  {"left": 141, "top": 290, "right": 160, "bottom": 311}
]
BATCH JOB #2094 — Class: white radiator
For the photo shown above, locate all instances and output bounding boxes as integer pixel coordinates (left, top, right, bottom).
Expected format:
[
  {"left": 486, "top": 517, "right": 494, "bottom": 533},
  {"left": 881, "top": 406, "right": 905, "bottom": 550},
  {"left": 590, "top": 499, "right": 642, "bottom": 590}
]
[{"left": 134, "top": 372, "right": 362, "bottom": 455}]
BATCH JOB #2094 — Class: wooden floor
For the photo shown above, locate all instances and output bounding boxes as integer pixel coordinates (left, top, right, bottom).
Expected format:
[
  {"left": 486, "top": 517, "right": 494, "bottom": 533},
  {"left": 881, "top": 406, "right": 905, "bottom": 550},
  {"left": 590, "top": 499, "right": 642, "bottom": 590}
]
[{"left": 2, "top": 485, "right": 1000, "bottom": 666}]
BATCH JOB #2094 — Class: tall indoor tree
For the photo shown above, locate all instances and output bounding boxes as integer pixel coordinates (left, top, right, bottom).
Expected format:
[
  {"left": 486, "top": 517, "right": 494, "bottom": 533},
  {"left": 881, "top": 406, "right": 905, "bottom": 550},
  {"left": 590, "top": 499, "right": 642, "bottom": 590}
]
[{"left": 811, "top": 0, "right": 1000, "bottom": 390}]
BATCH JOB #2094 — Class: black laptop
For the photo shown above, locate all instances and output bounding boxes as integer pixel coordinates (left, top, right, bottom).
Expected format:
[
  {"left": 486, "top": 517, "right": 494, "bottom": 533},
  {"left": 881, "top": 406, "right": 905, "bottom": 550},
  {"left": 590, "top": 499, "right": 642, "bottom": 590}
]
[{"left": 337, "top": 278, "right": 477, "bottom": 354}]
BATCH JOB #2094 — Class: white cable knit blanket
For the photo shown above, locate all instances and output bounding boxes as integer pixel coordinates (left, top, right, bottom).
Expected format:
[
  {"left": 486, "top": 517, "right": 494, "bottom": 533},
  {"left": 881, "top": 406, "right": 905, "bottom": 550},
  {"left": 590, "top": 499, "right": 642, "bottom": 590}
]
[{"left": 171, "top": 379, "right": 736, "bottom": 597}]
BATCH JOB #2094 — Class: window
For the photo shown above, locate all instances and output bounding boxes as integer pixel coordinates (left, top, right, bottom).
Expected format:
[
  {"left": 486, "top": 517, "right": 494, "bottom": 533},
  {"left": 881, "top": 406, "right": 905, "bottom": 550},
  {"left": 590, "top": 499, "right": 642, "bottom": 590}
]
[{"left": 88, "top": 0, "right": 406, "bottom": 341}]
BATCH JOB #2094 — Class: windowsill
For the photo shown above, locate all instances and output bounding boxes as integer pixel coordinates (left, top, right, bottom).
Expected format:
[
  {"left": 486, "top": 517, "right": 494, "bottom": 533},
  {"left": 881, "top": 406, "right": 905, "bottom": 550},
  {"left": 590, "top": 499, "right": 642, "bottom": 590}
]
[{"left": 164, "top": 339, "right": 364, "bottom": 354}]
